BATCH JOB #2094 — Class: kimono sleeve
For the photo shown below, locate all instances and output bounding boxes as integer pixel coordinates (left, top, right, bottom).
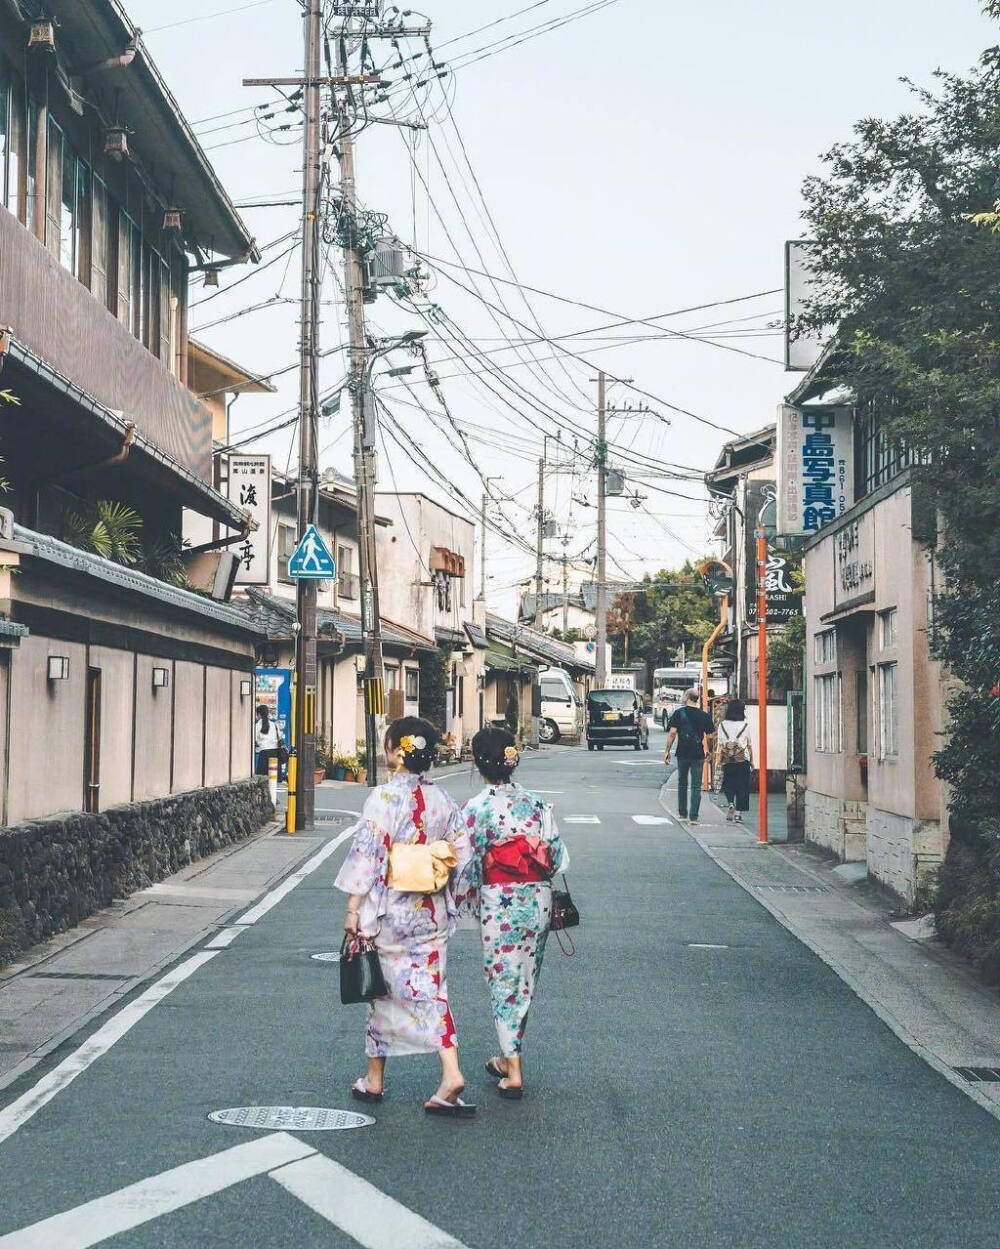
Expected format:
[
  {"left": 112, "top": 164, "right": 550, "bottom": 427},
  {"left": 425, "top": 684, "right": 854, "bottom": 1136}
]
[
  {"left": 542, "top": 802, "right": 570, "bottom": 874},
  {"left": 451, "top": 798, "right": 481, "bottom": 920},
  {"left": 333, "top": 792, "right": 385, "bottom": 897}
]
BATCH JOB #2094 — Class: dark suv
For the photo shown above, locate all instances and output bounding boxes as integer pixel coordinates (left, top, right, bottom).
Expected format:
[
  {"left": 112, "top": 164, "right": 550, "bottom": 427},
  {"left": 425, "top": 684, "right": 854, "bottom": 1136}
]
[{"left": 586, "top": 688, "right": 650, "bottom": 752}]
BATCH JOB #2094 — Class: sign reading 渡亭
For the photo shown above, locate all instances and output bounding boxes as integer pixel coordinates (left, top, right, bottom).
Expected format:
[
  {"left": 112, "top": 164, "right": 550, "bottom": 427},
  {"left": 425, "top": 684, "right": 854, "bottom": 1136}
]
[
  {"left": 776, "top": 404, "right": 853, "bottom": 537},
  {"left": 226, "top": 454, "right": 271, "bottom": 585}
]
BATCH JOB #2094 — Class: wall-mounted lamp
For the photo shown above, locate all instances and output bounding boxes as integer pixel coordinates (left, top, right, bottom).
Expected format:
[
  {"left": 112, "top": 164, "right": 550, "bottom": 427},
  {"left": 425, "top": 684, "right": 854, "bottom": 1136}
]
[
  {"left": 240, "top": 679, "right": 253, "bottom": 699},
  {"left": 47, "top": 655, "right": 69, "bottom": 682},
  {"left": 152, "top": 667, "right": 170, "bottom": 690},
  {"left": 476, "top": 673, "right": 487, "bottom": 692}
]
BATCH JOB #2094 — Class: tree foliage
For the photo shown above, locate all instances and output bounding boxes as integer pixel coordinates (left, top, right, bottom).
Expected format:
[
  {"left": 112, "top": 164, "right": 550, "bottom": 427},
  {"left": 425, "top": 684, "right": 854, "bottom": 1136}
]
[
  {"left": 608, "top": 561, "right": 718, "bottom": 671},
  {"left": 799, "top": 12, "right": 1000, "bottom": 952}
]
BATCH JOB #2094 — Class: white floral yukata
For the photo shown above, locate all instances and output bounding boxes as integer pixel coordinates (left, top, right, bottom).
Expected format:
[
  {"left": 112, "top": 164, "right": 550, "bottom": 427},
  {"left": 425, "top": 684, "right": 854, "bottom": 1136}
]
[
  {"left": 460, "top": 782, "right": 569, "bottom": 1058},
  {"left": 335, "top": 771, "right": 472, "bottom": 1058}
]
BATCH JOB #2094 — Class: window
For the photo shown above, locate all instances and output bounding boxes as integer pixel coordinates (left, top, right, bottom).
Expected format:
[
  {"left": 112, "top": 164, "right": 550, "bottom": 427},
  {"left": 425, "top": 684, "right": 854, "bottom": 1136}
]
[
  {"left": 814, "top": 629, "right": 836, "bottom": 666},
  {"left": 878, "top": 608, "right": 897, "bottom": 650},
  {"left": 856, "top": 670, "right": 868, "bottom": 754},
  {"left": 117, "top": 212, "right": 137, "bottom": 330},
  {"left": 876, "top": 662, "right": 898, "bottom": 758},
  {"left": 0, "top": 62, "right": 11, "bottom": 213},
  {"left": 814, "top": 673, "right": 842, "bottom": 753},
  {"left": 90, "top": 175, "right": 109, "bottom": 305},
  {"left": 405, "top": 668, "right": 419, "bottom": 702},
  {"left": 277, "top": 522, "right": 297, "bottom": 583},
  {"left": 3, "top": 72, "right": 24, "bottom": 221},
  {"left": 541, "top": 678, "right": 571, "bottom": 704},
  {"left": 386, "top": 665, "right": 400, "bottom": 691}
]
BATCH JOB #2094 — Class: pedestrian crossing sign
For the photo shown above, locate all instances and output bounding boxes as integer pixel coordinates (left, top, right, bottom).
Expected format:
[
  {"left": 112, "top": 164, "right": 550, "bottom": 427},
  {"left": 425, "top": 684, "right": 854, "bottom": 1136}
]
[{"left": 287, "top": 524, "right": 337, "bottom": 579}]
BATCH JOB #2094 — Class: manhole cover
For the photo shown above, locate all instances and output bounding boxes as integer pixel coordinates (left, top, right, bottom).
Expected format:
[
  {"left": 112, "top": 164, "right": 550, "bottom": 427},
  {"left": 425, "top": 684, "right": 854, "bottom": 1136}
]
[
  {"left": 209, "top": 1106, "right": 374, "bottom": 1131},
  {"left": 311, "top": 951, "right": 341, "bottom": 963},
  {"left": 953, "top": 1066, "right": 1000, "bottom": 1083}
]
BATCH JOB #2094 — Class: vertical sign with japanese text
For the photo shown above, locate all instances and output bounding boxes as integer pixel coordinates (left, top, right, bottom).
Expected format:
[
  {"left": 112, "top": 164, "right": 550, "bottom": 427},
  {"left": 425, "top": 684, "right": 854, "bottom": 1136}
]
[
  {"left": 776, "top": 404, "right": 853, "bottom": 537},
  {"left": 226, "top": 454, "right": 271, "bottom": 585},
  {"left": 746, "top": 481, "right": 803, "bottom": 624}
]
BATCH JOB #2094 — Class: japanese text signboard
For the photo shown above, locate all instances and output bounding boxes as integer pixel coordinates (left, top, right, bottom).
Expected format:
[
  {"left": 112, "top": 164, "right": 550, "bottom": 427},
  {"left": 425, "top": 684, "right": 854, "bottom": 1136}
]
[
  {"left": 745, "top": 481, "right": 803, "bottom": 624},
  {"left": 226, "top": 454, "right": 271, "bottom": 586},
  {"left": 776, "top": 404, "right": 853, "bottom": 537}
]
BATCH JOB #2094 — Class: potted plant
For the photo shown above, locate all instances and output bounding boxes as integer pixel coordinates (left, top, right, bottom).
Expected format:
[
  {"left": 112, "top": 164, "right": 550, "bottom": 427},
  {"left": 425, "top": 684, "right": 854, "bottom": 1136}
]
[
  {"left": 332, "top": 751, "right": 348, "bottom": 782},
  {"left": 343, "top": 754, "right": 359, "bottom": 783},
  {"left": 356, "top": 741, "right": 368, "bottom": 785},
  {"left": 314, "top": 736, "right": 331, "bottom": 786}
]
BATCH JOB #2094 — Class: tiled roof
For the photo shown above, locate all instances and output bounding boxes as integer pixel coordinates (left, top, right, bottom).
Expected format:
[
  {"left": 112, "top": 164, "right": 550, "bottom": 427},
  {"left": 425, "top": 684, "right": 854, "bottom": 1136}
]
[
  {"left": 241, "top": 590, "right": 435, "bottom": 652},
  {"left": 485, "top": 613, "right": 594, "bottom": 673},
  {"left": 12, "top": 525, "right": 266, "bottom": 635}
]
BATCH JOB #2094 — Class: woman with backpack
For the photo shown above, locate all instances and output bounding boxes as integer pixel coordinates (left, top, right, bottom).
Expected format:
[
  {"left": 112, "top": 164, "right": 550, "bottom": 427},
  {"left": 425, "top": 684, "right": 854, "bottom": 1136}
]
[
  {"left": 716, "top": 699, "right": 753, "bottom": 823},
  {"left": 335, "top": 717, "right": 476, "bottom": 1116}
]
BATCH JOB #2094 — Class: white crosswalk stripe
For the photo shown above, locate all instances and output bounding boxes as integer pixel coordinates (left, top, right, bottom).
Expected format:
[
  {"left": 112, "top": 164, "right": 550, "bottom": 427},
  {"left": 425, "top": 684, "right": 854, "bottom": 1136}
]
[{"left": 564, "top": 815, "right": 600, "bottom": 825}]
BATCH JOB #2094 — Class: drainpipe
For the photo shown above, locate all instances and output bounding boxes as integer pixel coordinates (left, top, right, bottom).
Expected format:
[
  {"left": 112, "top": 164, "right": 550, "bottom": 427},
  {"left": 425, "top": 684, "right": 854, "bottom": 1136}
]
[
  {"left": 75, "top": 39, "right": 139, "bottom": 77},
  {"left": 185, "top": 511, "right": 255, "bottom": 555},
  {"left": 701, "top": 595, "right": 730, "bottom": 792}
]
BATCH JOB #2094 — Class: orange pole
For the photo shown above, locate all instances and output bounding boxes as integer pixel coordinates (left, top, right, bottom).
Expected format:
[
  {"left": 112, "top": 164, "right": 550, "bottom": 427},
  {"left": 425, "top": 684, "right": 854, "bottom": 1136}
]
[
  {"left": 701, "top": 596, "right": 729, "bottom": 789},
  {"left": 756, "top": 527, "right": 768, "bottom": 844}
]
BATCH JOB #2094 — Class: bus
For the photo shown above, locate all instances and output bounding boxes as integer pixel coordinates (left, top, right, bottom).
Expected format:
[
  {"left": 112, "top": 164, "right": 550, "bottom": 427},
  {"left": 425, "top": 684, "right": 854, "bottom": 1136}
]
[{"left": 651, "top": 667, "right": 703, "bottom": 726}]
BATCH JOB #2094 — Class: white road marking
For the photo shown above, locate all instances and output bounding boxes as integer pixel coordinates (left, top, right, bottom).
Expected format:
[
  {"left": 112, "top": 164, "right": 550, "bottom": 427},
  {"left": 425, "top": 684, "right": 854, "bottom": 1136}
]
[
  {"left": 0, "top": 1134, "right": 470, "bottom": 1249},
  {"left": 532, "top": 790, "right": 565, "bottom": 795},
  {"left": 204, "top": 927, "right": 243, "bottom": 950},
  {"left": 235, "top": 827, "right": 354, "bottom": 926},
  {"left": 688, "top": 943, "right": 730, "bottom": 950},
  {"left": 632, "top": 815, "right": 672, "bottom": 825},
  {"left": 0, "top": 828, "right": 355, "bottom": 1147},
  {"left": 271, "top": 1151, "right": 470, "bottom": 1249},
  {"left": 564, "top": 815, "right": 600, "bottom": 825},
  {"left": 0, "top": 951, "right": 218, "bottom": 1148},
  {"left": 619, "top": 761, "right": 666, "bottom": 768},
  {"left": 0, "top": 1134, "right": 314, "bottom": 1249}
]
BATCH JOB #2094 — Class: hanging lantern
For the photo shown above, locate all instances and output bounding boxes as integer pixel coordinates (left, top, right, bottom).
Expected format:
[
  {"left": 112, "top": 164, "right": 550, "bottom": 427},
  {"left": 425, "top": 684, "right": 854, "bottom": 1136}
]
[
  {"left": 104, "top": 126, "right": 129, "bottom": 161},
  {"left": 28, "top": 21, "right": 56, "bottom": 51}
]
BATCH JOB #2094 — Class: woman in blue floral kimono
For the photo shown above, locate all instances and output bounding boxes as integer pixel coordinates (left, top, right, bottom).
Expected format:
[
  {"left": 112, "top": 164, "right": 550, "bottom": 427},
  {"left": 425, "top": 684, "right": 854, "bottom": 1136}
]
[
  {"left": 459, "top": 727, "right": 569, "bottom": 1099},
  {"left": 336, "top": 717, "right": 476, "bottom": 1117}
]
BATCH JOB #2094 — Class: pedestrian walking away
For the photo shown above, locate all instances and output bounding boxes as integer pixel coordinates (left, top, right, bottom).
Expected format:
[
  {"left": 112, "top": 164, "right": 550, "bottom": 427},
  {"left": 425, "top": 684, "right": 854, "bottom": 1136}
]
[
  {"left": 458, "top": 727, "right": 569, "bottom": 1100},
  {"left": 335, "top": 716, "right": 477, "bottom": 1117},
  {"left": 664, "top": 688, "right": 715, "bottom": 825},
  {"left": 254, "top": 704, "right": 284, "bottom": 777},
  {"left": 716, "top": 699, "right": 753, "bottom": 823}
]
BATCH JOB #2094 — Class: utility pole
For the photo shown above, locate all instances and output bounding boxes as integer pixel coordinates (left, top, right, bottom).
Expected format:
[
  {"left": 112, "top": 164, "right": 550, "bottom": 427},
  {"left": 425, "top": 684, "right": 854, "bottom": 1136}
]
[
  {"left": 595, "top": 371, "right": 608, "bottom": 686},
  {"left": 562, "top": 554, "right": 569, "bottom": 634},
  {"left": 480, "top": 477, "right": 500, "bottom": 602},
  {"left": 535, "top": 457, "right": 545, "bottom": 626},
  {"left": 291, "top": 0, "right": 323, "bottom": 832}
]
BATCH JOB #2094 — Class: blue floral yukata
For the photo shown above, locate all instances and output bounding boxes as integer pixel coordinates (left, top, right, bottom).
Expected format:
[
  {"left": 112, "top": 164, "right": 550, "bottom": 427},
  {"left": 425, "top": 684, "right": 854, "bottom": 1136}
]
[
  {"left": 335, "top": 771, "right": 472, "bottom": 1058},
  {"left": 459, "top": 782, "right": 568, "bottom": 1058}
]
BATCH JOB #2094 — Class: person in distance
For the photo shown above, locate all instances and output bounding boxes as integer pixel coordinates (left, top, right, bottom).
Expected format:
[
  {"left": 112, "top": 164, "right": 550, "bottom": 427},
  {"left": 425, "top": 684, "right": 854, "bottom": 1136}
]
[{"left": 664, "top": 688, "right": 715, "bottom": 826}]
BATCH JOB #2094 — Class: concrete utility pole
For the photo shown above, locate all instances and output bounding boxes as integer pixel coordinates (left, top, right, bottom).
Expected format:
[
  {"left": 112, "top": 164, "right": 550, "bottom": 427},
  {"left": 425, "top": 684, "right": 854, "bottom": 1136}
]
[
  {"left": 596, "top": 371, "right": 608, "bottom": 686},
  {"left": 291, "top": 0, "right": 323, "bottom": 831},
  {"left": 562, "top": 554, "right": 570, "bottom": 634},
  {"left": 480, "top": 477, "right": 500, "bottom": 602},
  {"left": 336, "top": 75, "right": 386, "bottom": 789},
  {"left": 535, "top": 457, "right": 545, "bottom": 626}
]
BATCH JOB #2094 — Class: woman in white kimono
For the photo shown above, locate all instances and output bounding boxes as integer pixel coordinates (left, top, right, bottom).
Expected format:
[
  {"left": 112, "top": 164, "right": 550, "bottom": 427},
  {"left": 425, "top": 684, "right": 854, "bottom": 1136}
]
[
  {"left": 336, "top": 717, "right": 476, "bottom": 1117},
  {"left": 459, "top": 727, "right": 569, "bottom": 1100}
]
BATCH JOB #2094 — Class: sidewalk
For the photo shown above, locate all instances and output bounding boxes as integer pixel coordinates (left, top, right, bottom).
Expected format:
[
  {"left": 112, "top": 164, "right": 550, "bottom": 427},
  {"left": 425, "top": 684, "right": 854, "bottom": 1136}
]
[
  {"left": 0, "top": 819, "right": 350, "bottom": 1092},
  {"left": 708, "top": 789, "right": 790, "bottom": 842},
  {"left": 661, "top": 775, "right": 1000, "bottom": 1123}
]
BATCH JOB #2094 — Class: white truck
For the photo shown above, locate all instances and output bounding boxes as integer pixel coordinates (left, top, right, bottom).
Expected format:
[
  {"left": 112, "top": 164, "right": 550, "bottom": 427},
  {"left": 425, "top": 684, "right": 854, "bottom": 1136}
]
[{"left": 537, "top": 667, "right": 583, "bottom": 743}]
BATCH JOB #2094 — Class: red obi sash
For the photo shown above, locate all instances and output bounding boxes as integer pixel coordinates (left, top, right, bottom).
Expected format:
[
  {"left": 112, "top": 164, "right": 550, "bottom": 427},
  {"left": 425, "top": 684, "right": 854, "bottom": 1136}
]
[{"left": 482, "top": 835, "right": 553, "bottom": 886}]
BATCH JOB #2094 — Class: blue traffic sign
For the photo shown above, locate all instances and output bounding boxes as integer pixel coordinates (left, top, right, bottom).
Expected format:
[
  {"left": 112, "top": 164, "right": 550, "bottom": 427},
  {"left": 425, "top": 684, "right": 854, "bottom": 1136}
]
[{"left": 287, "top": 524, "right": 337, "bottom": 579}]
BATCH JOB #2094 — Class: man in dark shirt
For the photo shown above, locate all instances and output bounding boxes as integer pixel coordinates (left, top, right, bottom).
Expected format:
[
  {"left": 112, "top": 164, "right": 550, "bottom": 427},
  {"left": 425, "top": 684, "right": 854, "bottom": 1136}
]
[{"left": 664, "top": 688, "right": 715, "bottom": 826}]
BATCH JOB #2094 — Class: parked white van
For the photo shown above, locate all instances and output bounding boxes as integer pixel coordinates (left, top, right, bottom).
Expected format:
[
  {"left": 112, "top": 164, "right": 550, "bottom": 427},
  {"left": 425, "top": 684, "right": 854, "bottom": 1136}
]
[{"left": 538, "top": 667, "right": 583, "bottom": 743}]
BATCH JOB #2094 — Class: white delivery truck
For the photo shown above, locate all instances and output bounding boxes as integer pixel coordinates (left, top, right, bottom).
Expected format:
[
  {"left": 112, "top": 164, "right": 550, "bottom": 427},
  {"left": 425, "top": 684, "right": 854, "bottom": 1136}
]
[{"left": 537, "top": 667, "right": 583, "bottom": 743}]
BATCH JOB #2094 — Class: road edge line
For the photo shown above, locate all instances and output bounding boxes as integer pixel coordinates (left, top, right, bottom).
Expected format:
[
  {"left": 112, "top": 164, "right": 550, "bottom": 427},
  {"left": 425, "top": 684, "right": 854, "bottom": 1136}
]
[{"left": 657, "top": 782, "right": 1000, "bottom": 1127}]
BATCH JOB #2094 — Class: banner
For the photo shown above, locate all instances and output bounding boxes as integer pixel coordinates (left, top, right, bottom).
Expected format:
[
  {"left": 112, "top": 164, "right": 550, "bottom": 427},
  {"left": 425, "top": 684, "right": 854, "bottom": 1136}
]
[
  {"left": 226, "top": 454, "right": 271, "bottom": 585},
  {"left": 746, "top": 481, "right": 803, "bottom": 624},
  {"left": 776, "top": 404, "right": 853, "bottom": 537}
]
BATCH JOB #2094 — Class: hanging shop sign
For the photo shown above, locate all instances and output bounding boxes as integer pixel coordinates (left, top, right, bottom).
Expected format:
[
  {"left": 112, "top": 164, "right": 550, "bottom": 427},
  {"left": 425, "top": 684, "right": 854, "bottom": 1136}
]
[
  {"left": 746, "top": 481, "right": 803, "bottom": 624},
  {"left": 776, "top": 404, "right": 853, "bottom": 537},
  {"left": 226, "top": 454, "right": 271, "bottom": 585}
]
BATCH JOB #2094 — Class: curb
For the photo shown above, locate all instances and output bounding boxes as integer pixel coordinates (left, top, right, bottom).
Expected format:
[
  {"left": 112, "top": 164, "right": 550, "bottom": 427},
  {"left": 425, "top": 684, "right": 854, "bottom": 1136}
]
[{"left": 657, "top": 781, "right": 1000, "bottom": 1128}]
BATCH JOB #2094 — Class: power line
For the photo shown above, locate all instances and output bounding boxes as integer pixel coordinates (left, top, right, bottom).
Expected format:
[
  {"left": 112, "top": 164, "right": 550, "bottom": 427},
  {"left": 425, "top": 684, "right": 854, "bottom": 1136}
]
[{"left": 143, "top": 0, "right": 280, "bottom": 35}]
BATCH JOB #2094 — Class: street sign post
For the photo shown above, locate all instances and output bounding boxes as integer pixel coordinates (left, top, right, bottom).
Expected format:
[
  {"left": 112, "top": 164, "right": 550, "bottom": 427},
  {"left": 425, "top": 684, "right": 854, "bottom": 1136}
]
[{"left": 287, "top": 525, "right": 337, "bottom": 580}]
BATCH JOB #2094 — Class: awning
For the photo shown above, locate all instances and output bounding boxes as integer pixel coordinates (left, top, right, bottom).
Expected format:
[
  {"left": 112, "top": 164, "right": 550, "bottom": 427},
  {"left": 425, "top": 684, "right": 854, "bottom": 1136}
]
[
  {"left": 241, "top": 590, "right": 436, "bottom": 653},
  {"left": 485, "top": 650, "right": 534, "bottom": 677},
  {"left": 1, "top": 336, "right": 249, "bottom": 529},
  {"left": 464, "top": 622, "right": 488, "bottom": 650}
]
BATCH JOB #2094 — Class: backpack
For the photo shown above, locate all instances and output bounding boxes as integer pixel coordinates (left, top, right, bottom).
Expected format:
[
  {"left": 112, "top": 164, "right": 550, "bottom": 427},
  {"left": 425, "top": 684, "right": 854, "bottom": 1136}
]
[{"left": 719, "top": 722, "right": 749, "bottom": 764}]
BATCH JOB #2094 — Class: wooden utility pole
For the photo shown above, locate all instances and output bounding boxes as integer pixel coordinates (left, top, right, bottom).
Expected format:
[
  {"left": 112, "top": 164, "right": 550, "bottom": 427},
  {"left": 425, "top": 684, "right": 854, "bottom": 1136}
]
[
  {"left": 596, "top": 371, "right": 608, "bottom": 686},
  {"left": 535, "top": 457, "right": 545, "bottom": 626},
  {"left": 562, "top": 555, "right": 570, "bottom": 634},
  {"left": 291, "top": 0, "right": 323, "bottom": 831}
]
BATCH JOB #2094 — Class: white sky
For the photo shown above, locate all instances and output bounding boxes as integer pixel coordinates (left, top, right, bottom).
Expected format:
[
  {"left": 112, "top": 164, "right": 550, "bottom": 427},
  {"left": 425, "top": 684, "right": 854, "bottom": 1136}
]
[{"left": 129, "top": 0, "right": 995, "bottom": 614}]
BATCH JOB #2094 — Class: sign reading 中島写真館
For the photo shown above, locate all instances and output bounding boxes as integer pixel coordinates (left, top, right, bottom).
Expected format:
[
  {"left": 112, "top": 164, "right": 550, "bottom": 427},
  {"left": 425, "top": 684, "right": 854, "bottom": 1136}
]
[
  {"left": 776, "top": 404, "right": 853, "bottom": 538},
  {"left": 226, "top": 454, "right": 271, "bottom": 585}
]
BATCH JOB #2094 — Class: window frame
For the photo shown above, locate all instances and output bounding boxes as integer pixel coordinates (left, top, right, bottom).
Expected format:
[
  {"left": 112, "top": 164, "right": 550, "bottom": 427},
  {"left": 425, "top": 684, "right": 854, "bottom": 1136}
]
[
  {"left": 813, "top": 672, "right": 842, "bottom": 753},
  {"left": 878, "top": 607, "right": 898, "bottom": 651},
  {"left": 404, "top": 668, "right": 419, "bottom": 702},
  {"left": 876, "top": 661, "right": 898, "bottom": 759}
]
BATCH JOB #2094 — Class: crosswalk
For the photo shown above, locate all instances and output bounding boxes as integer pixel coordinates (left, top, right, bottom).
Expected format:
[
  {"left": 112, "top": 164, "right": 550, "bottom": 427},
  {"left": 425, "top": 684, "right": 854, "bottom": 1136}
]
[{"left": 562, "top": 815, "right": 671, "bottom": 826}]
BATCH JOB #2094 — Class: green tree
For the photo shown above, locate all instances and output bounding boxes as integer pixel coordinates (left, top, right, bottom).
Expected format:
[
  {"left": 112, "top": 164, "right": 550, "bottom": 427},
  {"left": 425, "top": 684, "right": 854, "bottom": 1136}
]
[
  {"left": 798, "top": 5, "right": 1000, "bottom": 966},
  {"left": 610, "top": 561, "right": 717, "bottom": 672}
]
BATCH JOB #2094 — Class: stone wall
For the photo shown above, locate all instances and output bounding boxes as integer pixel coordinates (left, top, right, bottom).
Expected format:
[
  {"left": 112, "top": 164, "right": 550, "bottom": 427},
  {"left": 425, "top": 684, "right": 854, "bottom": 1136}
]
[
  {"left": 867, "top": 807, "right": 942, "bottom": 906},
  {"left": 0, "top": 779, "right": 273, "bottom": 963},
  {"left": 804, "top": 790, "right": 868, "bottom": 862}
]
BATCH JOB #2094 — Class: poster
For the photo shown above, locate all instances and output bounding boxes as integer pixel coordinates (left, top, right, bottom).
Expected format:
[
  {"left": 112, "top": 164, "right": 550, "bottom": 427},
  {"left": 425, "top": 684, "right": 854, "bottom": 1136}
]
[{"left": 226, "top": 454, "right": 271, "bottom": 585}]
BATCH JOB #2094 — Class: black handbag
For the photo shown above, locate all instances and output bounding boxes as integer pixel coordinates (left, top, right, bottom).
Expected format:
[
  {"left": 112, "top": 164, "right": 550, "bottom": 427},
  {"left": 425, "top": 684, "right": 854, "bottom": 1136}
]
[
  {"left": 551, "top": 876, "right": 579, "bottom": 931},
  {"left": 339, "top": 934, "right": 388, "bottom": 1004}
]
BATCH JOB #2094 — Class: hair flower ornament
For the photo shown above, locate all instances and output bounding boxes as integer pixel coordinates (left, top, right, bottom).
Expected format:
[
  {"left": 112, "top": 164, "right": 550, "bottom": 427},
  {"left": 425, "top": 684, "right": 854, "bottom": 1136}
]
[
  {"left": 504, "top": 745, "right": 520, "bottom": 767},
  {"left": 400, "top": 734, "right": 426, "bottom": 755}
]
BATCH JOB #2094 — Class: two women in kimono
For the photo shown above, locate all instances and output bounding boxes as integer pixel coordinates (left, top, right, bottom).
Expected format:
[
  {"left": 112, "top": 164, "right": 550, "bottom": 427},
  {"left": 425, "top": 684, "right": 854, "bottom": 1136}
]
[{"left": 335, "top": 718, "right": 567, "bottom": 1112}]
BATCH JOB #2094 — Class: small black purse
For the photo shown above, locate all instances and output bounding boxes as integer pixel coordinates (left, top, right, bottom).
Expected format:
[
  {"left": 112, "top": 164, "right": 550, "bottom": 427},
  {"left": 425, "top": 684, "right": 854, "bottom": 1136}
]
[
  {"left": 550, "top": 876, "right": 579, "bottom": 931},
  {"left": 339, "top": 934, "right": 388, "bottom": 1005}
]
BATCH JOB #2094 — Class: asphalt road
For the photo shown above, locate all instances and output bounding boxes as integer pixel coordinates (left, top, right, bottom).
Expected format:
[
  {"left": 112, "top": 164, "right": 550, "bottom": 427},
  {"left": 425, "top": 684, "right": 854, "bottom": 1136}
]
[{"left": 1, "top": 730, "right": 999, "bottom": 1248}]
